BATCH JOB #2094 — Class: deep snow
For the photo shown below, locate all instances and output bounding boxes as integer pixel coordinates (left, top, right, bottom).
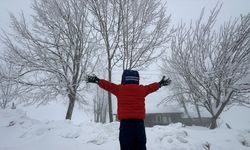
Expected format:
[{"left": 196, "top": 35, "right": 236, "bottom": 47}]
[{"left": 1, "top": 107, "right": 250, "bottom": 150}]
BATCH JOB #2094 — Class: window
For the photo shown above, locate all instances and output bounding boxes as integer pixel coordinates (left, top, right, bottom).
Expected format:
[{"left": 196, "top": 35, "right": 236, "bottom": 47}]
[
  {"left": 162, "top": 116, "right": 168, "bottom": 123},
  {"left": 156, "top": 115, "right": 161, "bottom": 123}
]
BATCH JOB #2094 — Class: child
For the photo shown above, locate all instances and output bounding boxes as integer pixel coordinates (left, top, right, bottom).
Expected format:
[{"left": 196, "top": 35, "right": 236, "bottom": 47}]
[{"left": 86, "top": 70, "right": 171, "bottom": 150}]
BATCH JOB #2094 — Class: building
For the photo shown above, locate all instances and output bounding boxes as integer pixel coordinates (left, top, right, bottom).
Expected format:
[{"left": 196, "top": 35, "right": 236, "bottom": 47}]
[
  {"left": 144, "top": 105, "right": 184, "bottom": 127},
  {"left": 114, "top": 105, "right": 211, "bottom": 127},
  {"left": 144, "top": 112, "right": 183, "bottom": 127}
]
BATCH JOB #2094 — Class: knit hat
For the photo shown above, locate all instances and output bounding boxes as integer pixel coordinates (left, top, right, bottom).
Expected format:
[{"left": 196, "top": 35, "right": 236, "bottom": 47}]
[{"left": 121, "top": 70, "right": 140, "bottom": 84}]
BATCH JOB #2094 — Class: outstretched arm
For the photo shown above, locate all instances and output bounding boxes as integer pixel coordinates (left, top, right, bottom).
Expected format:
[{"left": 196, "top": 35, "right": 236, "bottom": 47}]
[
  {"left": 98, "top": 79, "right": 119, "bottom": 96},
  {"left": 86, "top": 74, "right": 119, "bottom": 96},
  {"left": 144, "top": 76, "right": 171, "bottom": 96},
  {"left": 144, "top": 82, "right": 160, "bottom": 96}
]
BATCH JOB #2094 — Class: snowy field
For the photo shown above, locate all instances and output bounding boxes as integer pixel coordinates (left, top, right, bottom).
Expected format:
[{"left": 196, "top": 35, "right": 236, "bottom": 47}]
[{"left": 1, "top": 107, "right": 250, "bottom": 150}]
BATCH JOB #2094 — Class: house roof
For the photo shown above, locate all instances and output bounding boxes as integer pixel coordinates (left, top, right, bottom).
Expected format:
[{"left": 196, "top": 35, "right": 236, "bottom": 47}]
[
  {"left": 113, "top": 105, "right": 183, "bottom": 115},
  {"left": 146, "top": 105, "right": 183, "bottom": 114}
]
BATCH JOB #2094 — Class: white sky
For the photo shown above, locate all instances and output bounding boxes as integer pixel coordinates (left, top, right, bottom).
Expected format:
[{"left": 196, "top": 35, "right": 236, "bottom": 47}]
[
  {"left": 1, "top": 0, "right": 249, "bottom": 31},
  {"left": 166, "top": 0, "right": 250, "bottom": 24},
  {"left": 0, "top": 0, "right": 249, "bottom": 49},
  {"left": 1, "top": 0, "right": 249, "bottom": 52}
]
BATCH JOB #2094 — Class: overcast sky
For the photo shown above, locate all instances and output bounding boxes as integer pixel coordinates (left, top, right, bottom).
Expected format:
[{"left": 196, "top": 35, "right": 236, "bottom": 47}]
[
  {"left": 1, "top": 0, "right": 250, "bottom": 28},
  {"left": 1, "top": 0, "right": 249, "bottom": 76},
  {"left": 1, "top": 0, "right": 249, "bottom": 79},
  {"left": 167, "top": 0, "right": 250, "bottom": 24},
  {"left": 1, "top": 0, "right": 249, "bottom": 48},
  {"left": 1, "top": 0, "right": 249, "bottom": 51},
  {"left": 1, "top": 0, "right": 250, "bottom": 29}
]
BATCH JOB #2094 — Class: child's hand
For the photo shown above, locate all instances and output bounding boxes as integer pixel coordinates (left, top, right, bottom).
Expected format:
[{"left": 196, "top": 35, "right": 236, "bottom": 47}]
[
  {"left": 86, "top": 74, "right": 100, "bottom": 83},
  {"left": 158, "top": 76, "right": 171, "bottom": 87}
]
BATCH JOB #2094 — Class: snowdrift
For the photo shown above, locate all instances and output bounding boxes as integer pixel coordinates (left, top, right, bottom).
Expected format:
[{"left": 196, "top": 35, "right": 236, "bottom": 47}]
[{"left": 0, "top": 109, "right": 250, "bottom": 150}]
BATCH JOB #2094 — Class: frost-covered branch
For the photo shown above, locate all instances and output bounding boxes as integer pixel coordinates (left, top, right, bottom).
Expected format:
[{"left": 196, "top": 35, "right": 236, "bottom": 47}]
[
  {"left": 0, "top": 0, "right": 97, "bottom": 119},
  {"left": 161, "top": 4, "right": 250, "bottom": 129}
]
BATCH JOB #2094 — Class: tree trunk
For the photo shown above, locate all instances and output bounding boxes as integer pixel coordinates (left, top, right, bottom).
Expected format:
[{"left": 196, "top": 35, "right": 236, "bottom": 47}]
[
  {"left": 102, "top": 103, "right": 107, "bottom": 123},
  {"left": 210, "top": 116, "right": 218, "bottom": 129},
  {"left": 209, "top": 92, "right": 233, "bottom": 129},
  {"left": 108, "top": 61, "right": 113, "bottom": 122},
  {"left": 65, "top": 92, "right": 76, "bottom": 120},
  {"left": 180, "top": 99, "right": 193, "bottom": 123},
  {"left": 194, "top": 100, "right": 202, "bottom": 123}
]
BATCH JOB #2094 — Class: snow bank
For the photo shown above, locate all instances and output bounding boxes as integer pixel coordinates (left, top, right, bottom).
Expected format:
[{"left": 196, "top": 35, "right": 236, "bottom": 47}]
[
  {"left": 0, "top": 109, "right": 120, "bottom": 150},
  {"left": 1, "top": 109, "right": 250, "bottom": 150},
  {"left": 219, "top": 106, "right": 250, "bottom": 130}
]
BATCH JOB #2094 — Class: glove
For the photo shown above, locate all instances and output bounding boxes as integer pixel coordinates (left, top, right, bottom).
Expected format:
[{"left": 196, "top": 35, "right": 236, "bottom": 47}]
[
  {"left": 86, "top": 74, "right": 100, "bottom": 83},
  {"left": 158, "top": 76, "right": 171, "bottom": 87}
]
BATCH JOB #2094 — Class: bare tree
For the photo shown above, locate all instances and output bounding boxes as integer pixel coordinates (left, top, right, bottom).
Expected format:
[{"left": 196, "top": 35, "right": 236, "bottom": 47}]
[
  {"left": 162, "top": 5, "right": 250, "bottom": 129},
  {"left": 118, "top": 0, "right": 172, "bottom": 70},
  {"left": 158, "top": 74, "right": 194, "bottom": 122},
  {"left": 0, "top": 0, "right": 96, "bottom": 119},
  {"left": 87, "top": 0, "right": 172, "bottom": 122},
  {"left": 93, "top": 86, "right": 108, "bottom": 123},
  {"left": 0, "top": 61, "right": 21, "bottom": 109},
  {"left": 87, "top": 0, "right": 121, "bottom": 122},
  {"left": 92, "top": 57, "right": 109, "bottom": 123}
]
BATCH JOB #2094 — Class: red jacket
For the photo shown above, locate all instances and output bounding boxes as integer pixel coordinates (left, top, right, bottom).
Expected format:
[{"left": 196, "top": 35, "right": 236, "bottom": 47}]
[{"left": 98, "top": 79, "right": 160, "bottom": 120}]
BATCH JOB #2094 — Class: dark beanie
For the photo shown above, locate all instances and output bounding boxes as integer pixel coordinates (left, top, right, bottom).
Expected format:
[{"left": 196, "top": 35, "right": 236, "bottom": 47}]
[{"left": 121, "top": 70, "right": 140, "bottom": 84}]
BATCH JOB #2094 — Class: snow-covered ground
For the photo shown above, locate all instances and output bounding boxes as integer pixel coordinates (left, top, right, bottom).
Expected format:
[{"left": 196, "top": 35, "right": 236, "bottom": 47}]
[{"left": 1, "top": 106, "right": 250, "bottom": 150}]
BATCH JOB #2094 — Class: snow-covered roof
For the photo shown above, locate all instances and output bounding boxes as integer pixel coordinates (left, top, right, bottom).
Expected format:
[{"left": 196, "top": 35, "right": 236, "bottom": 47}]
[{"left": 146, "top": 105, "right": 183, "bottom": 114}]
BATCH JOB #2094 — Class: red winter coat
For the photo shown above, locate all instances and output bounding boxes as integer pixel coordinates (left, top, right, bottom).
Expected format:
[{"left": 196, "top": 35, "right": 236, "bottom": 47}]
[{"left": 98, "top": 79, "right": 160, "bottom": 120}]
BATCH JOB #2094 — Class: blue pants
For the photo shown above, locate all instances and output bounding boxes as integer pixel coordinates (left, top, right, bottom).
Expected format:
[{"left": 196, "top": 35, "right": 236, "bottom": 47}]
[{"left": 119, "top": 119, "right": 146, "bottom": 150}]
